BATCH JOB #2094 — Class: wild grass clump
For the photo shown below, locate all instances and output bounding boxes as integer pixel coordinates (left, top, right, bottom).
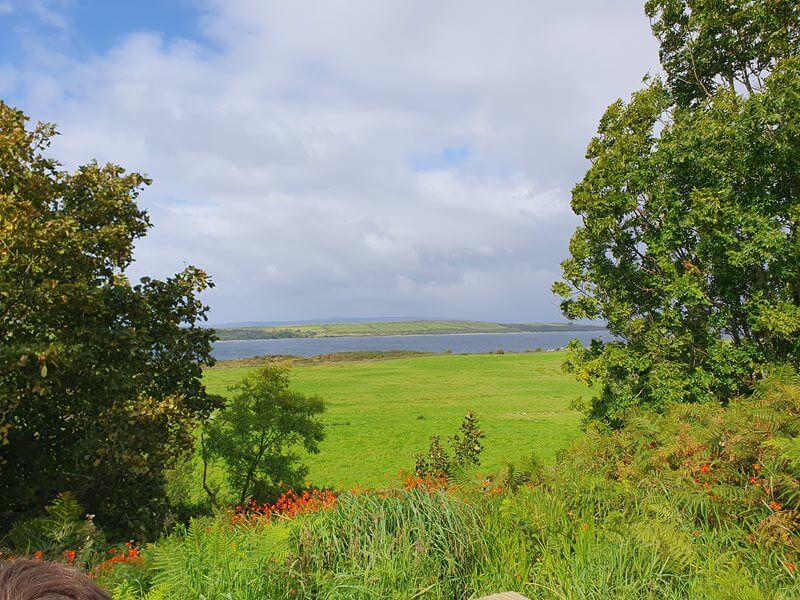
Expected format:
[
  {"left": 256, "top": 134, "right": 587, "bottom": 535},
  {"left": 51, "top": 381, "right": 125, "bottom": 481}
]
[
  {"left": 106, "top": 373, "right": 800, "bottom": 599},
  {"left": 106, "top": 519, "right": 292, "bottom": 600},
  {"left": 291, "top": 489, "right": 487, "bottom": 599}
]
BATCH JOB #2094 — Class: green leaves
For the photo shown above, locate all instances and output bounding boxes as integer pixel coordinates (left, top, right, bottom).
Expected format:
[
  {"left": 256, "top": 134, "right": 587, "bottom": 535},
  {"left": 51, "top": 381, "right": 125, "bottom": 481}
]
[
  {"left": 203, "top": 363, "right": 326, "bottom": 505},
  {"left": 0, "top": 101, "right": 218, "bottom": 539},
  {"left": 646, "top": 0, "right": 800, "bottom": 107},
  {"left": 555, "top": 8, "right": 800, "bottom": 425},
  {"left": 415, "top": 412, "right": 485, "bottom": 479}
]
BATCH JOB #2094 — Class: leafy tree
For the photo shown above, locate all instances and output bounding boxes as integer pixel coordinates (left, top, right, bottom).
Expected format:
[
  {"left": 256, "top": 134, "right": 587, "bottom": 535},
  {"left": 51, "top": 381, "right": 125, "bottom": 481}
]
[
  {"left": 646, "top": 0, "right": 800, "bottom": 107},
  {"left": 554, "top": 2, "right": 800, "bottom": 426},
  {"left": 202, "top": 364, "right": 325, "bottom": 506},
  {"left": 0, "top": 102, "right": 218, "bottom": 538}
]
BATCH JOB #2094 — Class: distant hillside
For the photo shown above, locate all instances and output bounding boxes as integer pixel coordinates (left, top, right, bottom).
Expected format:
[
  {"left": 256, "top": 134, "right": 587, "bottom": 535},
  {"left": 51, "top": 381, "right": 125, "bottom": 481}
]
[{"left": 214, "top": 320, "right": 606, "bottom": 341}]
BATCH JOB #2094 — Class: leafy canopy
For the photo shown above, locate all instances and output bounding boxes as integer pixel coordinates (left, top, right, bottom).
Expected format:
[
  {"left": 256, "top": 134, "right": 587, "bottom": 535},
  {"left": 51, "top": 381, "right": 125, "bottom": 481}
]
[
  {"left": 203, "top": 364, "right": 326, "bottom": 505},
  {"left": 646, "top": 0, "right": 800, "bottom": 107},
  {"left": 554, "top": 1, "right": 800, "bottom": 425},
  {"left": 0, "top": 102, "right": 218, "bottom": 538}
]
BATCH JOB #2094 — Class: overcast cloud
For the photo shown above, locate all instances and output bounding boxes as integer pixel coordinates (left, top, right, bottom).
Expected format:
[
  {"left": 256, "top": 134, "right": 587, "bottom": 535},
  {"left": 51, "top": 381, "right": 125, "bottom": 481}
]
[{"left": 1, "top": 1, "right": 659, "bottom": 324}]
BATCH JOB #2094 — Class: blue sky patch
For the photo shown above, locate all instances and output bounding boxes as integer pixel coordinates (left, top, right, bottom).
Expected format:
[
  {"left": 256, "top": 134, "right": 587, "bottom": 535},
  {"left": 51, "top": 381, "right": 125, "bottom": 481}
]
[
  {"left": 0, "top": 0, "right": 206, "bottom": 68},
  {"left": 412, "top": 145, "right": 471, "bottom": 171}
]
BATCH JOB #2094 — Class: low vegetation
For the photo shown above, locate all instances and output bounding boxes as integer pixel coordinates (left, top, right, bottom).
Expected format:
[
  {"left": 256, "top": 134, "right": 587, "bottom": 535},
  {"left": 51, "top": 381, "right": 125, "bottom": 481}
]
[{"left": 90, "top": 372, "right": 800, "bottom": 598}]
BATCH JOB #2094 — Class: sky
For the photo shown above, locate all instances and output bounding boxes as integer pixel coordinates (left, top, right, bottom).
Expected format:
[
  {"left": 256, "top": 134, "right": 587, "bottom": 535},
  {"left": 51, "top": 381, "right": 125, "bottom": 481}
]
[{"left": 0, "top": 0, "right": 660, "bottom": 325}]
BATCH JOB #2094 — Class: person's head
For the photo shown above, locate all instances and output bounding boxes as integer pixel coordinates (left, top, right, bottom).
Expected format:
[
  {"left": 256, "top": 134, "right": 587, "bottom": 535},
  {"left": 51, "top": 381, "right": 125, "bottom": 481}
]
[{"left": 0, "top": 559, "right": 111, "bottom": 600}]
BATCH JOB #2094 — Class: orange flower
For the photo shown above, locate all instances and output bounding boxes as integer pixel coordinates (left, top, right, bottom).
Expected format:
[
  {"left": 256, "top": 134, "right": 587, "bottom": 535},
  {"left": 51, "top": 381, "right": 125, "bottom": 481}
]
[
  {"left": 64, "top": 550, "right": 76, "bottom": 563},
  {"left": 769, "top": 501, "right": 782, "bottom": 511},
  {"left": 699, "top": 464, "right": 710, "bottom": 474},
  {"left": 753, "top": 463, "right": 761, "bottom": 470},
  {"left": 231, "top": 488, "right": 337, "bottom": 524},
  {"left": 788, "top": 562, "right": 796, "bottom": 572},
  {"left": 33, "top": 551, "right": 43, "bottom": 560}
]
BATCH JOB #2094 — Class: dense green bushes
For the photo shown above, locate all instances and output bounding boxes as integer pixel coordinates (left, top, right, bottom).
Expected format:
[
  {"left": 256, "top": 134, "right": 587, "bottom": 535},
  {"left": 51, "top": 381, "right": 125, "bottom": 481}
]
[
  {"left": 0, "top": 102, "right": 218, "bottom": 539},
  {"left": 101, "top": 374, "right": 800, "bottom": 599}
]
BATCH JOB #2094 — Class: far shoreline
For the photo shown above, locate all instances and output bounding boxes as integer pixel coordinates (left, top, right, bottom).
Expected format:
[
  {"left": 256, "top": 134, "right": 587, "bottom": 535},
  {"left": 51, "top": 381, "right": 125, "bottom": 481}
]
[
  {"left": 212, "top": 320, "right": 608, "bottom": 342},
  {"left": 213, "top": 329, "right": 606, "bottom": 342}
]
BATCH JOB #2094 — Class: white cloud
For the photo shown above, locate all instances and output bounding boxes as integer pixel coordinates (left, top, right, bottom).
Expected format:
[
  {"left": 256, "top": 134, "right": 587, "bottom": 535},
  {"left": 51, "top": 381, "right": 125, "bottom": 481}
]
[{"left": 4, "top": 0, "right": 659, "bottom": 323}]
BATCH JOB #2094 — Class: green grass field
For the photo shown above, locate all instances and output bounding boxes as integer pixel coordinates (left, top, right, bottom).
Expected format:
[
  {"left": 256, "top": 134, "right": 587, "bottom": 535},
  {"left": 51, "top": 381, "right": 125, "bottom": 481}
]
[{"left": 203, "top": 351, "right": 590, "bottom": 489}]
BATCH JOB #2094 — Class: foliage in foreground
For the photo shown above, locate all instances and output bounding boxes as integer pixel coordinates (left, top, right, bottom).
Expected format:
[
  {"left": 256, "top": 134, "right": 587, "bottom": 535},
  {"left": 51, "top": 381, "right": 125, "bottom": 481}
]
[
  {"left": 104, "top": 374, "right": 800, "bottom": 599},
  {"left": 0, "top": 101, "right": 217, "bottom": 539}
]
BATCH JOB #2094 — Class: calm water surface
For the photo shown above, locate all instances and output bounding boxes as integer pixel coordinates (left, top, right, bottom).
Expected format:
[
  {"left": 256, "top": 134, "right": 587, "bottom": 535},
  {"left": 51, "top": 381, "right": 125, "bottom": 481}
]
[{"left": 212, "top": 330, "right": 615, "bottom": 360}]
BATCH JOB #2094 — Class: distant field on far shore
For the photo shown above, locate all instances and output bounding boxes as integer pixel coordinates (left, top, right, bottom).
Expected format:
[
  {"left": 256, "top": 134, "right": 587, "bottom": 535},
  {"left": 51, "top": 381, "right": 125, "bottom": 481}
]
[
  {"left": 202, "top": 350, "right": 590, "bottom": 490},
  {"left": 214, "top": 319, "right": 606, "bottom": 341}
]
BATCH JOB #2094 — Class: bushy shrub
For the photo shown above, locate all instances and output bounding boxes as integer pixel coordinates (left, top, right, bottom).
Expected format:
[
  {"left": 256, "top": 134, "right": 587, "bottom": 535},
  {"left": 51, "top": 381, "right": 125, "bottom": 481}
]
[
  {"left": 0, "top": 102, "right": 218, "bottom": 539},
  {"left": 554, "top": 2, "right": 800, "bottom": 425},
  {"left": 202, "top": 363, "right": 326, "bottom": 506},
  {"left": 415, "top": 412, "right": 484, "bottom": 479}
]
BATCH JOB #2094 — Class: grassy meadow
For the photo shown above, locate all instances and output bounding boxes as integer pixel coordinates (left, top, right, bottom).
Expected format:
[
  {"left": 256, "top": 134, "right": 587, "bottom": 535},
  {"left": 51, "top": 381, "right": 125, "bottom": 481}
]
[{"left": 203, "top": 351, "right": 588, "bottom": 489}]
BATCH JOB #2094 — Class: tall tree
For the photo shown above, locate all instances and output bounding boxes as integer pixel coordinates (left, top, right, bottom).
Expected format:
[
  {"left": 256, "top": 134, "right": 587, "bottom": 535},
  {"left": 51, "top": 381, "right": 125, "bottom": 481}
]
[
  {"left": 554, "top": 2, "right": 800, "bottom": 426},
  {"left": 0, "top": 103, "right": 218, "bottom": 537}
]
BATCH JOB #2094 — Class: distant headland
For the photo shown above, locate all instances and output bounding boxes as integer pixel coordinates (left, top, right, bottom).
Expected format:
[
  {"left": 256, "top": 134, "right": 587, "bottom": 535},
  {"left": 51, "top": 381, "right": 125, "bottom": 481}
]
[{"left": 213, "top": 319, "right": 607, "bottom": 341}]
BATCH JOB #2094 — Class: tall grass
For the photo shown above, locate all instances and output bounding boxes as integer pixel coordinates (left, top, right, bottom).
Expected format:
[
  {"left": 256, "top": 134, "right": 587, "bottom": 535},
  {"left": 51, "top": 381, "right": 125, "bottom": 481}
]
[
  {"left": 108, "top": 519, "right": 291, "bottom": 600},
  {"left": 292, "top": 489, "right": 487, "bottom": 599}
]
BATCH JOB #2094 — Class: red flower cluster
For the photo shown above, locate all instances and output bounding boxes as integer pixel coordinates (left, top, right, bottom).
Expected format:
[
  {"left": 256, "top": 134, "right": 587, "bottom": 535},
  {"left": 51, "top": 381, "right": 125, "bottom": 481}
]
[
  {"left": 232, "top": 489, "right": 337, "bottom": 524},
  {"left": 94, "top": 542, "right": 142, "bottom": 573}
]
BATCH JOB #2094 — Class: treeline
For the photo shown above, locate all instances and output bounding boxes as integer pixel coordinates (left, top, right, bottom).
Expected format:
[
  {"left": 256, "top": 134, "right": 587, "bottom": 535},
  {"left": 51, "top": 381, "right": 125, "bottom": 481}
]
[{"left": 215, "top": 328, "right": 312, "bottom": 341}]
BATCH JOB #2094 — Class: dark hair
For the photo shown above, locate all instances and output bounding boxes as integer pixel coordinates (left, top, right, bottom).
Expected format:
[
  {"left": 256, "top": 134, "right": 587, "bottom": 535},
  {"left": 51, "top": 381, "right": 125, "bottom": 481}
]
[{"left": 0, "top": 560, "right": 111, "bottom": 600}]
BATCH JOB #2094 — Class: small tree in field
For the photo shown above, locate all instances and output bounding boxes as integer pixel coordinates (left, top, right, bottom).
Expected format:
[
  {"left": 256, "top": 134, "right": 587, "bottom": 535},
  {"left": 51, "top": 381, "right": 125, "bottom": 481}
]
[{"left": 203, "top": 364, "right": 325, "bottom": 505}]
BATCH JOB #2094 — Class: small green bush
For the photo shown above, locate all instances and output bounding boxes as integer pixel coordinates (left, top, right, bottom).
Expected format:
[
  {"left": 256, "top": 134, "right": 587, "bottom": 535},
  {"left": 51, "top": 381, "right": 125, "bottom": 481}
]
[
  {"left": 202, "top": 363, "right": 325, "bottom": 506},
  {"left": 415, "top": 412, "right": 484, "bottom": 479}
]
